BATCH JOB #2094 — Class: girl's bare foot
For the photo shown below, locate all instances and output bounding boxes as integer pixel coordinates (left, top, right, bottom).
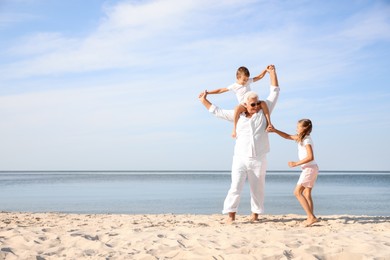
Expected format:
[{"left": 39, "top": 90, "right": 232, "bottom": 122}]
[{"left": 305, "top": 217, "right": 319, "bottom": 227}]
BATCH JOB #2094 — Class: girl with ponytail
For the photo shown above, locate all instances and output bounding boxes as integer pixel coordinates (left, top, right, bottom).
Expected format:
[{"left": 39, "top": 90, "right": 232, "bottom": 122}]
[{"left": 269, "top": 119, "right": 319, "bottom": 226}]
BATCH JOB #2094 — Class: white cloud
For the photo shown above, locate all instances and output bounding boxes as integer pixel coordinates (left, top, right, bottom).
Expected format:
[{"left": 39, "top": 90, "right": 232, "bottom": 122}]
[
  {"left": 0, "top": 0, "right": 389, "bottom": 170},
  {"left": 0, "top": 79, "right": 195, "bottom": 138},
  {"left": 0, "top": 0, "right": 278, "bottom": 79},
  {"left": 0, "top": 12, "right": 37, "bottom": 28},
  {"left": 341, "top": 3, "right": 390, "bottom": 44},
  {"left": 9, "top": 33, "right": 79, "bottom": 56},
  {"left": 99, "top": 0, "right": 199, "bottom": 31}
]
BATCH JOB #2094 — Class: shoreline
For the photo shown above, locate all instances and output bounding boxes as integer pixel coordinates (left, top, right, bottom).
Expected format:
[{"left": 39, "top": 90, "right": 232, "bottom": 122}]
[{"left": 1, "top": 212, "right": 389, "bottom": 259}]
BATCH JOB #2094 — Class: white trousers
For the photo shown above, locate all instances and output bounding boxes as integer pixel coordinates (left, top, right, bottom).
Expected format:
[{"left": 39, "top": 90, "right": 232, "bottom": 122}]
[{"left": 222, "top": 155, "right": 267, "bottom": 214}]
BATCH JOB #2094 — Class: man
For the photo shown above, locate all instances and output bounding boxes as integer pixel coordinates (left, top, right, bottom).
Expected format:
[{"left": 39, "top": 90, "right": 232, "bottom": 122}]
[{"left": 199, "top": 65, "right": 279, "bottom": 223}]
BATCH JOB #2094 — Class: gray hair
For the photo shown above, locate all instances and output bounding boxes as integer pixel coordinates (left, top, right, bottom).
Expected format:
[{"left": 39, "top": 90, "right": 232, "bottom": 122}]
[{"left": 243, "top": 91, "right": 258, "bottom": 103}]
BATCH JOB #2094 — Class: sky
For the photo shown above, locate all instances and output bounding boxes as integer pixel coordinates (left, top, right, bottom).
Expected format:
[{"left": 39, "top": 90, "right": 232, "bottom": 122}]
[{"left": 0, "top": 0, "right": 389, "bottom": 171}]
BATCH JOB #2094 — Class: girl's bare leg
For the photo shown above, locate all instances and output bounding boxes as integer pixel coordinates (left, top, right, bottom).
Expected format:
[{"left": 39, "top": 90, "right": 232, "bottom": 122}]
[
  {"left": 303, "top": 188, "right": 314, "bottom": 213},
  {"left": 294, "top": 185, "right": 318, "bottom": 226}
]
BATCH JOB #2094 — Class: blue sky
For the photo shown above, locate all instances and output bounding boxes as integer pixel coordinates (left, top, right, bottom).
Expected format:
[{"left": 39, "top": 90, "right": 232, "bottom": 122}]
[{"left": 0, "top": 0, "right": 389, "bottom": 171}]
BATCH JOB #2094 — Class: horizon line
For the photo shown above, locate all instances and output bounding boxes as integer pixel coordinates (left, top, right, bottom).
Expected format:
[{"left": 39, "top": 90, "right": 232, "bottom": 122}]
[{"left": 0, "top": 170, "right": 389, "bottom": 173}]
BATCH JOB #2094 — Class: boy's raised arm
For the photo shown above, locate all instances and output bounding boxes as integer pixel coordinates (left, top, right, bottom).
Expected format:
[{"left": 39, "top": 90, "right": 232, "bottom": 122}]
[
  {"left": 253, "top": 68, "right": 268, "bottom": 82},
  {"left": 206, "top": 88, "right": 229, "bottom": 94}
]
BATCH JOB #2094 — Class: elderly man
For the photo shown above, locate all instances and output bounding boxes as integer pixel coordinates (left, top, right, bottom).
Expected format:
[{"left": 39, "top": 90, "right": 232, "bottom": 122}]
[{"left": 199, "top": 65, "right": 279, "bottom": 223}]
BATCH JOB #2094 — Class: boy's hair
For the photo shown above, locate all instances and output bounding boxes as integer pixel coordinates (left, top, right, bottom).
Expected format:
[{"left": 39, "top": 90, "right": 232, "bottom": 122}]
[
  {"left": 243, "top": 91, "right": 258, "bottom": 103},
  {"left": 236, "top": 66, "right": 250, "bottom": 78},
  {"left": 297, "top": 119, "right": 313, "bottom": 143}
]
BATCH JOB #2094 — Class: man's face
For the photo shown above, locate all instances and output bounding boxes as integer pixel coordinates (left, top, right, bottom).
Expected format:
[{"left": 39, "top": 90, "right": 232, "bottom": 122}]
[{"left": 245, "top": 97, "right": 261, "bottom": 114}]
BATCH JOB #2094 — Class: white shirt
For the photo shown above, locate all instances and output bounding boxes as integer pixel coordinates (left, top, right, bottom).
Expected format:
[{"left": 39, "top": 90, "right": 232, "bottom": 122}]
[
  {"left": 209, "top": 85, "right": 280, "bottom": 158},
  {"left": 227, "top": 78, "right": 254, "bottom": 103},
  {"left": 298, "top": 136, "right": 317, "bottom": 167}
]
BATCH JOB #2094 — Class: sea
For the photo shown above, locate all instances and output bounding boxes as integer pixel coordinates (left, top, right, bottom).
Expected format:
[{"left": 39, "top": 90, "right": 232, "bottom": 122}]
[{"left": 0, "top": 171, "right": 389, "bottom": 216}]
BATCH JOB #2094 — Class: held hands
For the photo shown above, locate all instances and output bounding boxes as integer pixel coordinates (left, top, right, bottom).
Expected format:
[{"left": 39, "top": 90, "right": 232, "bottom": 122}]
[
  {"left": 198, "top": 90, "right": 208, "bottom": 99},
  {"left": 266, "top": 64, "right": 275, "bottom": 73},
  {"left": 266, "top": 124, "right": 275, "bottom": 132}
]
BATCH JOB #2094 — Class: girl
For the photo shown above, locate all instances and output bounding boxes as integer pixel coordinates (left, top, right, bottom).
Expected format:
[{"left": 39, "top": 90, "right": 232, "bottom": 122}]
[{"left": 270, "top": 119, "right": 319, "bottom": 226}]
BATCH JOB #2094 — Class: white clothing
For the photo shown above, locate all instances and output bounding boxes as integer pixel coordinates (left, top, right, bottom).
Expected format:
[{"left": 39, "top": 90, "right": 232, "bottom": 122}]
[
  {"left": 209, "top": 85, "right": 280, "bottom": 158},
  {"left": 209, "top": 85, "right": 280, "bottom": 214},
  {"left": 223, "top": 155, "right": 267, "bottom": 214},
  {"left": 227, "top": 78, "right": 254, "bottom": 103},
  {"left": 297, "top": 164, "right": 319, "bottom": 188},
  {"left": 298, "top": 136, "right": 317, "bottom": 167}
]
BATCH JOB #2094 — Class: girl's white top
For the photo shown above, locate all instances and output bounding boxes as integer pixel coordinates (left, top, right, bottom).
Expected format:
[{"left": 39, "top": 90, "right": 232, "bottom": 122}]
[{"left": 298, "top": 135, "right": 317, "bottom": 167}]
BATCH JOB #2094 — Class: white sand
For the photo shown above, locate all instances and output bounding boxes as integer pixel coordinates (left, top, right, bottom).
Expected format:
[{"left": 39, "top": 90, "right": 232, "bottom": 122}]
[{"left": 1, "top": 212, "right": 389, "bottom": 259}]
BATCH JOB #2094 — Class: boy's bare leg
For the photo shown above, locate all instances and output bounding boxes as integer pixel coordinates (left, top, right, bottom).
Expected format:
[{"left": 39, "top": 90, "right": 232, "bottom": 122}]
[
  {"left": 232, "top": 104, "right": 246, "bottom": 138},
  {"left": 259, "top": 101, "right": 272, "bottom": 129}
]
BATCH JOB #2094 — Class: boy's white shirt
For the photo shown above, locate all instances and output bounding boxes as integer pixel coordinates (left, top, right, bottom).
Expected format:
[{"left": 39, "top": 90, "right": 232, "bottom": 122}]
[{"left": 227, "top": 78, "right": 254, "bottom": 103}]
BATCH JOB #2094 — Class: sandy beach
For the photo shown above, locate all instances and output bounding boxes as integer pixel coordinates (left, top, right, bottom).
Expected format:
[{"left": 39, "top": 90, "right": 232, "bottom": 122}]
[{"left": 0, "top": 212, "right": 389, "bottom": 259}]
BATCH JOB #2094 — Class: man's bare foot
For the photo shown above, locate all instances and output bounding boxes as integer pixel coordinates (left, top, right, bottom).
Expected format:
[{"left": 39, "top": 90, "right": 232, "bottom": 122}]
[
  {"left": 226, "top": 212, "right": 236, "bottom": 224},
  {"left": 226, "top": 217, "right": 234, "bottom": 224},
  {"left": 305, "top": 217, "right": 319, "bottom": 227},
  {"left": 249, "top": 213, "right": 259, "bottom": 222}
]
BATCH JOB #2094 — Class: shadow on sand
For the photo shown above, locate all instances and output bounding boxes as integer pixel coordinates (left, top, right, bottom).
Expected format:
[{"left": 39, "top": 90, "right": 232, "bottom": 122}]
[{"left": 256, "top": 215, "right": 390, "bottom": 225}]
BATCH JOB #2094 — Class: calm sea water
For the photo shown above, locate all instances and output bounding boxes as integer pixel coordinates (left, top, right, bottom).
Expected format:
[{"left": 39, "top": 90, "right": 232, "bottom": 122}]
[{"left": 0, "top": 171, "right": 389, "bottom": 216}]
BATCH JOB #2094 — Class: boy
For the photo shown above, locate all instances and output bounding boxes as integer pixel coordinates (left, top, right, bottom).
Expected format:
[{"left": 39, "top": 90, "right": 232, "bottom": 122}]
[{"left": 205, "top": 66, "right": 273, "bottom": 138}]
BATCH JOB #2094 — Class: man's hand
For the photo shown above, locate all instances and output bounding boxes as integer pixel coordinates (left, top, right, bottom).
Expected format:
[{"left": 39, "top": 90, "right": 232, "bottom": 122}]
[
  {"left": 198, "top": 90, "right": 207, "bottom": 99},
  {"left": 198, "top": 90, "right": 212, "bottom": 110},
  {"left": 266, "top": 64, "right": 275, "bottom": 73},
  {"left": 266, "top": 124, "right": 275, "bottom": 132}
]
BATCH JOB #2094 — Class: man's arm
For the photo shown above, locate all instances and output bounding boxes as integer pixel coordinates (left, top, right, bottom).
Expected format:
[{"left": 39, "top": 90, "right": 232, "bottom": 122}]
[
  {"left": 198, "top": 91, "right": 235, "bottom": 121},
  {"left": 198, "top": 90, "right": 213, "bottom": 110},
  {"left": 265, "top": 65, "right": 280, "bottom": 113},
  {"left": 268, "top": 65, "right": 279, "bottom": 87}
]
